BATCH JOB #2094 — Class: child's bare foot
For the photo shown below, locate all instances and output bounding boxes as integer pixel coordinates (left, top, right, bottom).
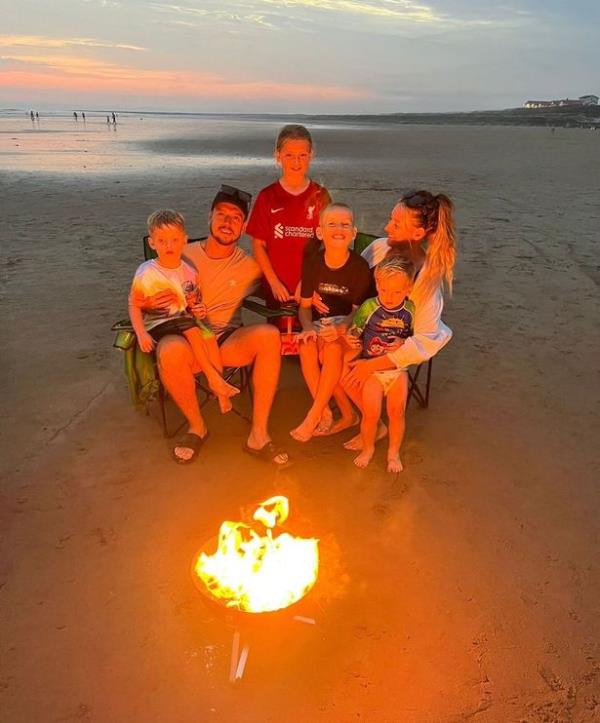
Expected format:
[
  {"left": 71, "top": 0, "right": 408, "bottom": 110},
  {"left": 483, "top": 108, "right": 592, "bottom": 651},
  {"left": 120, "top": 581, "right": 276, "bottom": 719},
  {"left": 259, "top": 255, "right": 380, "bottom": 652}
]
[
  {"left": 343, "top": 423, "right": 387, "bottom": 451},
  {"left": 354, "top": 447, "right": 374, "bottom": 469},
  {"left": 315, "top": 412, "right": 359, "bottom": 437},
  {"left": 218, "top": 395, "right": 232, "bottom": 413},
  {"left": 387, "top": 454, "right": 403, "bottom": 473},
  {"left": 314, "top": 406, "right": 333, "bottom": 435},
  {"left": 209, "top": 376, "right": 239, "bottom": 399},
  {"left": 290, "top": 414, "right": 319, "bottom": 442}
]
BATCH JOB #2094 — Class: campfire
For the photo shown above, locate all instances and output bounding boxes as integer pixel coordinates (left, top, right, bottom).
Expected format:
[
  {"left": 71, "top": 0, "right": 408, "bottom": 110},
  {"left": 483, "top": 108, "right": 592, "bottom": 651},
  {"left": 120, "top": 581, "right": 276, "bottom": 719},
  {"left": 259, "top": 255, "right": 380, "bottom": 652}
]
[{"left": 194, "top": 496, "right": 319, "bottom": 614}]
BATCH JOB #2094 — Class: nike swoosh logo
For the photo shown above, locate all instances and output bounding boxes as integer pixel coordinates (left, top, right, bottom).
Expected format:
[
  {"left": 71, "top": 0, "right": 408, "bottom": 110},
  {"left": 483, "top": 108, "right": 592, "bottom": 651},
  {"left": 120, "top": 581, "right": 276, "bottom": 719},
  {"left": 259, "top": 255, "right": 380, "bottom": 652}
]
[{"left": 270, "top": 207, "right": 284, "bottom": 213}]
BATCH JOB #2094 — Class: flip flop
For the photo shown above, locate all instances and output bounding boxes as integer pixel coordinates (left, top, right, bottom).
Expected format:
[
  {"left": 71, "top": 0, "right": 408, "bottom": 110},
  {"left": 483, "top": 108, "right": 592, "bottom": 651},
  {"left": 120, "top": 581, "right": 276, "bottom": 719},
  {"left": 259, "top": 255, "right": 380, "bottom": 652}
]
[
  {"left": 172, "top": 431, "right": 209, "bottom": 465},
  {"left": 242, "top": 441, "right": 291, "bottom": 467}
]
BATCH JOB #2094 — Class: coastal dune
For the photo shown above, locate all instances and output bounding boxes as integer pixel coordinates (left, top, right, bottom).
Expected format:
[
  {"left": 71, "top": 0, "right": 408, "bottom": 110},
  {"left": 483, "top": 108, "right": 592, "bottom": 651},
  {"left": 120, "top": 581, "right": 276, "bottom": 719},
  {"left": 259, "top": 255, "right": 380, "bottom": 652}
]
[{"left": 1, "top": 116, "right": 599, "bottom": 721}]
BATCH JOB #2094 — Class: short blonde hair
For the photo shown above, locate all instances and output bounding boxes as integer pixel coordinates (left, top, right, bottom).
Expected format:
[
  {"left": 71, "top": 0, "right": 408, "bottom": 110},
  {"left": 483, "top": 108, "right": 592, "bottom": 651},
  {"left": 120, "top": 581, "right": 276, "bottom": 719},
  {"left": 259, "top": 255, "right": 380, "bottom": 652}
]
[
  {"left": 147, "top": 209, "right": 186, "bottom": 234},
  {"left": 319, "top": 202, "right": 354, "bottom": 224},
  {"left": 375, "top": 252, "right": 415, "bottom": 283}
]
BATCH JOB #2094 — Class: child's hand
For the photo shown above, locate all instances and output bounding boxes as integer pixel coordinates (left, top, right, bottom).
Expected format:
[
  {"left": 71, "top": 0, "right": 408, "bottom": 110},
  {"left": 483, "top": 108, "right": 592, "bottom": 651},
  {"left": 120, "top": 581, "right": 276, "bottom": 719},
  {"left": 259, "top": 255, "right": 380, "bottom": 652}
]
[
  {"left": 137, "top": 331, "right": 156, "bottom": 353},
  {"left": 312, "top": 292, "right": 329, "bottom": 315},
  {"left": 297, "top": 329, "right": 317, "bottom": 344},
  {"left": 270, "top": 278, "right": 292, "bottom": 303},
  {"left": 319, "top": 322, "right": 339, "bottom": 343},
  {"left": 189, "top": 301, "right": 207, "bottom": 319},
  {"left": 143, "top": 289, "right": 177, "bottom": 311},
  {"left": 344, "top": 331, "right": 362, "bottom": 350}
]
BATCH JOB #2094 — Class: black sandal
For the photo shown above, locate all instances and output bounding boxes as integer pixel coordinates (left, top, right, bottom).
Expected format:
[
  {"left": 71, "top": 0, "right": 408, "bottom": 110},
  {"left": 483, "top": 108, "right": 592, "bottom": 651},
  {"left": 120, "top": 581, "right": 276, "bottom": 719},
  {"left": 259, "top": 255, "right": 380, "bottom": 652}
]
[
  {"left": 172, "top": 432, "right": 209, "bottom": 465},
  {"left": 242, "top": 441, "right": 290, "bottom": 467}
]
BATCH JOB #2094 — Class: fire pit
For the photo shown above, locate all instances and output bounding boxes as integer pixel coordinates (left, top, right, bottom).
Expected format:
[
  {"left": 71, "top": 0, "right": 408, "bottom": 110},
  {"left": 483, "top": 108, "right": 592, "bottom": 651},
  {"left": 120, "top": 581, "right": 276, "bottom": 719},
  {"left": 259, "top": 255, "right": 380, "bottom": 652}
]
[{"left": 193, "top": 496, "right": 319, "bottom": 613}]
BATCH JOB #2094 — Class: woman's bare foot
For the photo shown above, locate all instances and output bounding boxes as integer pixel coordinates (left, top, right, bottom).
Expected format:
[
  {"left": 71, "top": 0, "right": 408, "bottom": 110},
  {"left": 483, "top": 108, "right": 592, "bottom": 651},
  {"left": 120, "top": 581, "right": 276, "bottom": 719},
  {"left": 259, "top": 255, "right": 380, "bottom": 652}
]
[
  {"left": 290, "top": 413, "right": 319, "bottom": 442},
  {"left": 343, "top": 423, "right": 387, "bottom": 451},
  {"left": 315, "top": 412, "right": 359, "bottom": 437},
  {"left": 354, "top": 447, "right": 374, "bottom": 468},
  {"left": 387, "top": 454, "right": 403, "bottom": 473},
  {"left": 218, "top": 395, "right": 232, "bottom": 413}
]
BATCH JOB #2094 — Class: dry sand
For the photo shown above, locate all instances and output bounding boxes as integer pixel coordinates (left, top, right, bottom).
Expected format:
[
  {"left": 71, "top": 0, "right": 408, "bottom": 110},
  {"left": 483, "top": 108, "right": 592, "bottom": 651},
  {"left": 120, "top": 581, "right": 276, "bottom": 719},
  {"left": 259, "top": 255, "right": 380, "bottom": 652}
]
[{"left": 1, "top": 118, "right": 599, "bottom": 722}]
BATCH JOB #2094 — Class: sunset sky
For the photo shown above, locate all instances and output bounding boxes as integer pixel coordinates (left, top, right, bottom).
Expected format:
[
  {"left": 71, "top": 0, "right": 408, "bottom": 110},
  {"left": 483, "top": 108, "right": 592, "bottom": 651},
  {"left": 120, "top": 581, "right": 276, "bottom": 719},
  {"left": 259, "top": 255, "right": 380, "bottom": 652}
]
[{"left": 0, "top": 0, "right": 597, "bottom": 113}]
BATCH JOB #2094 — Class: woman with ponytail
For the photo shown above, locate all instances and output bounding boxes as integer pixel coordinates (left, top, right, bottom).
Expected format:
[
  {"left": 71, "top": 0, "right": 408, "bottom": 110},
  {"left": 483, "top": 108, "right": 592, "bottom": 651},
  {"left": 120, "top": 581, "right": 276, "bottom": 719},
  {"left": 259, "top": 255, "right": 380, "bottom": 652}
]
[{"left": 342, "top": 190, "right": 456, "bottom": 450}]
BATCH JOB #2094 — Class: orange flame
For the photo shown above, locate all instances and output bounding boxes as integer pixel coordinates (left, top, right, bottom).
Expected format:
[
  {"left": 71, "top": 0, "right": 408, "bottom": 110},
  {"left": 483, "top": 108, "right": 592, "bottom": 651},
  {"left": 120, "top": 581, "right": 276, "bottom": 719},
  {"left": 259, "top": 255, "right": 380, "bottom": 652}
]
[{"left": 194, "top": 496, "right": 319, "bottom": 613}]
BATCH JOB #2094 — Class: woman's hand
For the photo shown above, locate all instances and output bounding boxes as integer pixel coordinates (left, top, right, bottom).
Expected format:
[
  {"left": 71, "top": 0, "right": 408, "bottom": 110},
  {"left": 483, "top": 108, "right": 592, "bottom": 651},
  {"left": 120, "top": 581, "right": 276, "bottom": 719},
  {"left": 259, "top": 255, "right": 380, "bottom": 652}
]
[{"left": 344, "top": 358, "right": 376, "bottom": 389}]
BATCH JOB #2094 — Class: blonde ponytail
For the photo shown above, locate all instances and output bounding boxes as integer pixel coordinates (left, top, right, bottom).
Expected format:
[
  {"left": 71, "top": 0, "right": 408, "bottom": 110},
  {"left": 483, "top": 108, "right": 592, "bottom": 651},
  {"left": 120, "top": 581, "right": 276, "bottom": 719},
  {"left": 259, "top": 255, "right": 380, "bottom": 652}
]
[{"left": 420, "top": 193, "right": 456, "bottom": 296}]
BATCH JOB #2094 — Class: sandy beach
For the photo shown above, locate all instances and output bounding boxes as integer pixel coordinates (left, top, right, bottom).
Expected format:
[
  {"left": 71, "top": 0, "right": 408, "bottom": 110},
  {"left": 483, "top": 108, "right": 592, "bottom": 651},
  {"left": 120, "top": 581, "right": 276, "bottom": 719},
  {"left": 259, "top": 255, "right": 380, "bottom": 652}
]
[{"left": 1, "top": 114, "right": 599, "bottom": 722}]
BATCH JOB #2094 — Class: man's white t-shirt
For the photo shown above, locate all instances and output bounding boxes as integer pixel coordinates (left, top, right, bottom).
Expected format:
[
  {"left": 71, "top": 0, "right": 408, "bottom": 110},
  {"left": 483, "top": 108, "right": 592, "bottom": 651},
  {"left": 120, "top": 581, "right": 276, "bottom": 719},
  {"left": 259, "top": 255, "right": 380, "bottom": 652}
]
[{"left": 184, "top": 242, "right": 260, "bottom": 339}]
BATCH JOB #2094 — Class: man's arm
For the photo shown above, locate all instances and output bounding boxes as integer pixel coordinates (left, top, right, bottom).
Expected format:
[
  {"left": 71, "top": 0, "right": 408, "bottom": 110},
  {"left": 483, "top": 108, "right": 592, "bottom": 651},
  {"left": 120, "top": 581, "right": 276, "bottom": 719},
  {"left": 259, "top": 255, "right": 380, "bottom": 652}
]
[{"left": 387, "top": 286, "right": 452, "bottom": 368}]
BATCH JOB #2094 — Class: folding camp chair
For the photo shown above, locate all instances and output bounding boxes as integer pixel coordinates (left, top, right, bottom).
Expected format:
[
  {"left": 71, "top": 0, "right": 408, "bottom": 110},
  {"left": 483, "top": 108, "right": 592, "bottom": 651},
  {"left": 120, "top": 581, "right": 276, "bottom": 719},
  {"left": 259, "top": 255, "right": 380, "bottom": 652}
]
[{"left": 112, "top": 236, "right": 254, "bottom": 438}]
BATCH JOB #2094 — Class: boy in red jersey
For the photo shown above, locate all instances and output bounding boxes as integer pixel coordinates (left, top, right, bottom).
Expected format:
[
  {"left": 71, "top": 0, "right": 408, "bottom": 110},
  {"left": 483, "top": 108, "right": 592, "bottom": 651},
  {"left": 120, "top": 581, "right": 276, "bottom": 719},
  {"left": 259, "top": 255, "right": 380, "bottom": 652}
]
[{"left": 246, "top": 124, "right": 331, "bottom": 308}]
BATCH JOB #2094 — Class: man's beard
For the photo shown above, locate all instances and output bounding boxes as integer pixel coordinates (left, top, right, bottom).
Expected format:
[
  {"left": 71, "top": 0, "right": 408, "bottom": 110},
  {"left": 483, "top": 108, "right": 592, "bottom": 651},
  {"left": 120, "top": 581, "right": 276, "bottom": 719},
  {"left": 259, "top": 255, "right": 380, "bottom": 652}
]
[{"left": 210, "top": 220, "right": 241, "bottom": 246}]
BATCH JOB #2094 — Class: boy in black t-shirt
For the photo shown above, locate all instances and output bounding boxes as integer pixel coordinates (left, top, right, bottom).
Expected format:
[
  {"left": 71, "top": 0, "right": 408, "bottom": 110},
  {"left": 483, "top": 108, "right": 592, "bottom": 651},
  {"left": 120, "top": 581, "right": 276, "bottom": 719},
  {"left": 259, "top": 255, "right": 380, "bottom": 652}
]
[{"left": 290, "top": 203, "right": 371, "bottom": 442}]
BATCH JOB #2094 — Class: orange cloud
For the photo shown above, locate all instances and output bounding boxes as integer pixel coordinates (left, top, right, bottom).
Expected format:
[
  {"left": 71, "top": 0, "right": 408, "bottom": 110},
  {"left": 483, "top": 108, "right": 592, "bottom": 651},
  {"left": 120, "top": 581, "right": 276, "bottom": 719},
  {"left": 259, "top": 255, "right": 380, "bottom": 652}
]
[{"left": 0, "top": 55, "right": 369, "bottom": 101}]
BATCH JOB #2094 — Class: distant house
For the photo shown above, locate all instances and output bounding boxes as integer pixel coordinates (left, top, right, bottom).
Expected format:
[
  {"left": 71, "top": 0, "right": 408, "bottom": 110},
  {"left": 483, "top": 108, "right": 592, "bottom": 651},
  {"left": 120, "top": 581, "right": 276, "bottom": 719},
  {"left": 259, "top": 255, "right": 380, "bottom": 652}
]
[{"left": 525, "top": 94, "right": 598, "bottom": 109}]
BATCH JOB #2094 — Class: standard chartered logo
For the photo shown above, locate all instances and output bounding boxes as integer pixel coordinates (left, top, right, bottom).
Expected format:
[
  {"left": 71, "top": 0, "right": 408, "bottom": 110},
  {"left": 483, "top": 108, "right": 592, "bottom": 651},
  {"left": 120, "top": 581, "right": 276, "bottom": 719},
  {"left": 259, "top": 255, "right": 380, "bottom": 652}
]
[{"left": 274, "top": 223, "right": 284, "bottom": 239}]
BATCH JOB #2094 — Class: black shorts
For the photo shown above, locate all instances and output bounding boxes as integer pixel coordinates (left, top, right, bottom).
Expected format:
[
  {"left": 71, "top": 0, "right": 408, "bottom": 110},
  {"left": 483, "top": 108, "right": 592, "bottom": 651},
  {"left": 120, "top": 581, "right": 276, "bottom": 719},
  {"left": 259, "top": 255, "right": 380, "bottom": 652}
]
[{"left": 149, "top": 317, "right": 198, "bottom": 342}]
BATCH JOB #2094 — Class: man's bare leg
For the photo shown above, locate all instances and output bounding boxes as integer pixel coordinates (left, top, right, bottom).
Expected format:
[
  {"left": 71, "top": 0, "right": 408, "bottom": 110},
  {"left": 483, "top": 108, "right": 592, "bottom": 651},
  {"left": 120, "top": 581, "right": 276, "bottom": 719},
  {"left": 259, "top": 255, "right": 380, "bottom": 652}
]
[
  {"left": 157, "top": 335, "right": 207, "bottom": 462},
  {"left": 298, "top": 338, "right": 333, "bottom": 432},
  {"left": 220, "top": 324, "right": 288, "bottom": 464},
  {"left": 385, "top": 372, "right": 408, "bottom": 473},
  {"left": 182, "top": 328, "right": 239, "bottom": 411},
  {"left": 291, "top": 340, "right": 343, "bottom": 442},
  {"left": 354, "top": 377, "right": 383, "bottom": 469}
]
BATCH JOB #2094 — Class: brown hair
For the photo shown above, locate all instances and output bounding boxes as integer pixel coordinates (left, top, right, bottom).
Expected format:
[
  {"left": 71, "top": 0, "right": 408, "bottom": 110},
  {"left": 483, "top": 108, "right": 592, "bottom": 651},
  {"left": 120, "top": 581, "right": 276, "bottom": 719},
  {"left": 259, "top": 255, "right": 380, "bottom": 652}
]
[
  {"left": 400, "top": 190, "right": 456, "bottom": 295},
  {"left": 275, "top": 124, "right": 313, "bottom": 152},
  {"left": 147, "top": 209, "right": 186, "bottom": 234}
]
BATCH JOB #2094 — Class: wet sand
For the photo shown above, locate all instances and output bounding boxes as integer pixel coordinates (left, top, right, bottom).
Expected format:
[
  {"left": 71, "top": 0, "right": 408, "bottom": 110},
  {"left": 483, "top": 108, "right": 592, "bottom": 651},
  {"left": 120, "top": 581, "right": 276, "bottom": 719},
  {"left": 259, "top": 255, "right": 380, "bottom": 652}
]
[{"left": 1, "top": 117, "right": 599, "bottom": 721}]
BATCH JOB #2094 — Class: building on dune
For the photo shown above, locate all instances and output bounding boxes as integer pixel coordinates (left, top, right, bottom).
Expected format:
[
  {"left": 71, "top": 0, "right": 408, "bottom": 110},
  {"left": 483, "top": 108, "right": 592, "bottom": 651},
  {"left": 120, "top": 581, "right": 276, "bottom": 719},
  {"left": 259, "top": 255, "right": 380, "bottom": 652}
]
[{"left": 524, "top": 94, "right": 598, "bottom": 109}]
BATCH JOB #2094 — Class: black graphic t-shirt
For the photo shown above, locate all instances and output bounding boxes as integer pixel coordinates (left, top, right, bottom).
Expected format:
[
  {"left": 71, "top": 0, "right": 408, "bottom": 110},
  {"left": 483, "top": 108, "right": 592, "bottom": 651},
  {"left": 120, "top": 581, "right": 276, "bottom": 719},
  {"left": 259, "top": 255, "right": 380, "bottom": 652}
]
[{"left": 301, "top": 249, "right": 371, "bottom": 320}]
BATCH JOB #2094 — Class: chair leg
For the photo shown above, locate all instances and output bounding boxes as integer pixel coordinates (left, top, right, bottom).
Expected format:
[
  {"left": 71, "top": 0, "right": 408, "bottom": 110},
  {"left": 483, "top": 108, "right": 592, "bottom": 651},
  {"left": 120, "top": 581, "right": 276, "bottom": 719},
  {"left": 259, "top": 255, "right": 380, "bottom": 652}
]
[{"left": 424, "top": 358, "right": 433, "bottom": 408}]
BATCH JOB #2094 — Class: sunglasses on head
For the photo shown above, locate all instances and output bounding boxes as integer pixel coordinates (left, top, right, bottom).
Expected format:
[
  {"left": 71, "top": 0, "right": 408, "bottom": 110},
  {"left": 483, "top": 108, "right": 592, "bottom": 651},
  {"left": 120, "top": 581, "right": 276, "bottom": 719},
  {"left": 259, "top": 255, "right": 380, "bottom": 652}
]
[
  {"left": 217, "top": 184, "right": 252, "bottom": 206},
  {"left": 401, "top": 190, "right": 437, "bottom": 229}
]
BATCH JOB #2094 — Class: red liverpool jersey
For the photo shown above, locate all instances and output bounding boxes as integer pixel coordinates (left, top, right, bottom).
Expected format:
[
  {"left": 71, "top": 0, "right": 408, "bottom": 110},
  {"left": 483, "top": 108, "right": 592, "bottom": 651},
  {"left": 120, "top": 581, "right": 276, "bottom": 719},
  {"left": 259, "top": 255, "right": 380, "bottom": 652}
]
[{"left": 246, "top": 180, "right": 331, "bottom": 297}]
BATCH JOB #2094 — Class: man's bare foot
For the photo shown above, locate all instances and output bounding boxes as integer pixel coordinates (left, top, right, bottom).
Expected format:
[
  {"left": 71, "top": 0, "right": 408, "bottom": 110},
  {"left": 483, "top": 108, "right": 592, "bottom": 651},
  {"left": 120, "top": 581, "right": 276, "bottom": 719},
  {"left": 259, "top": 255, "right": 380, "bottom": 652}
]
[
  {"left": 218, "top": 395, "right": 232, "bottom": 413},
  {"left": 343, "top": 423, "right": 387, "bottom": 451},
  {"left": 290, "top": 414, "right": 319, "bottom": 442},
  {"left": 387, "top": 454, "right": 403, "bottom": 473},
  {"left": 354, "top": 447, "right": 374, "bottom": 469},
  {"left": 209, "top": 376, "right": 239, "bottom": 399},
  {"left": 315, "top": 412, "right": 359, "bottom": 437}
]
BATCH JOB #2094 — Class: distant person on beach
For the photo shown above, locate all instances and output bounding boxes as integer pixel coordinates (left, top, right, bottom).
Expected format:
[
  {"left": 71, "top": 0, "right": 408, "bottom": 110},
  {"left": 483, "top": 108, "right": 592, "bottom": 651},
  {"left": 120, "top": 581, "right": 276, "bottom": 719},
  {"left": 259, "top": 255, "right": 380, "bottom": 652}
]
[
  {"left": 142, "top": 185, "right": 289, "bottom": 467},
  {"left": 30, "top": 111, "right": 34, "bottom": 122},
  {"left": 112, "top": 112, "right": 116, "bottom": 124},
  {"left": 129, "top": 209, "right": 239, "bottom": 418},
  {"left": 82, "top": 112, "right": 85, "bottom": 122},
  {"left": 342, "top": 189, "right": 456, "bottom": 454},
  {"left": 247, "top": 124, "right": 331, "bottom": 311},
  {"left": 106, "top": 115, "right": 110, "bottom": 125},
  {"left": 290, "top": 203, "right": 370, "bottom": 442},
  {"left": 343, "top": 254, "right": 416, "bottom": 472},
  {"left": 73, "top": 112, "right": 78, "bottom": 121}
]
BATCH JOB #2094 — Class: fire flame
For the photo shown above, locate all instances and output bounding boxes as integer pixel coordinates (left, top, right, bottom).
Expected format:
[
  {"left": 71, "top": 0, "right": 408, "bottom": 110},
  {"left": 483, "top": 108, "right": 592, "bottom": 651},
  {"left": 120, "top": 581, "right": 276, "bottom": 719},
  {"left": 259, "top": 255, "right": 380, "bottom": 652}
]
[{"left": 194, "top": 496, "right": 319, "bottom": 613}]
